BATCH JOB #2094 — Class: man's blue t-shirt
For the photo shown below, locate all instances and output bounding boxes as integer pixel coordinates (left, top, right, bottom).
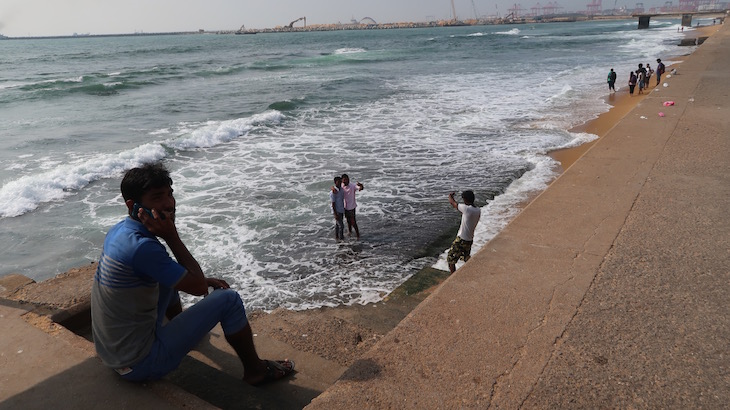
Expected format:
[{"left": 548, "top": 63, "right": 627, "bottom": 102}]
[
  {"left": 91, "top": 217, "right": 186, "bottom": 368},
  {"left": 330, "top": 187, "right": 345, "bottom": 214}
]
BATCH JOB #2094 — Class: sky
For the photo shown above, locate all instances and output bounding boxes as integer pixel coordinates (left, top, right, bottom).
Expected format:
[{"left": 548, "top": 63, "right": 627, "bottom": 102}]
[{"left": 1, "top": 0, "right": 667, "bottom": 37}]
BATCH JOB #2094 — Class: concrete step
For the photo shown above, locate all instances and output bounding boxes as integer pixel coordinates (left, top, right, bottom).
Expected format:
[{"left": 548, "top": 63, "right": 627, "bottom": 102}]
[{"left": 1, "top": 262, "right": 449, "bottom": 408}]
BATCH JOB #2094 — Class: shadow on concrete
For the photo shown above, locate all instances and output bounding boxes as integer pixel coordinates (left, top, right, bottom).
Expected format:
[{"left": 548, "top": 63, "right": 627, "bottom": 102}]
[
  {"left": 0, "top": 358, "right": 185, "bottom": 409},
  {"left": 169, "top": 333, "right": 323, "bottom": 409},
  {"left": 339, "top": 358, "right": 382, "bottom": 382}
]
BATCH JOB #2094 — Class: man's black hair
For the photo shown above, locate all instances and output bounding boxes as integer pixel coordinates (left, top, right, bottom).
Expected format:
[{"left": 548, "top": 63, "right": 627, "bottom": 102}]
[
  {"left": 341, "top": 173, "right": 349, "bottom": 180},
  {"left": 461, "top": 190, "right": 475, "bottom": 204},
  {"left": 121, "top": 163, "right": 173, "bottom": 202},
  {"left": 333, "top": 176, "right": 342, "bottom": 184}
]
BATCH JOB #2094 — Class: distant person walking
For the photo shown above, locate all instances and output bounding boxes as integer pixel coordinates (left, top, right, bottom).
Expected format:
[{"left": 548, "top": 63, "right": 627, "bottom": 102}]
[
  {"left": 637, "top": 70, "right": 646, "bottom": 94},
  {"left": 628, "top": 71, "right": 637, "bottom": 96},
  {"left": 329, "top": 176, "right": 345, "bottom": 241},
  {"left": 341, "top": 174, "right": 364, "bottom": 238},
  {"left": 646, "top": 63, "right": 654, "bottom": 87},
  {"left": 607, "top": 68, "right": 617, "bottom": 92},
  {"left": 447, "top": 190, "right": 481, "bottom": 273},
  {"left": 655, "top": 58, "right": 665, "bottom": 85},
  {"left": 636, "top": 63, "right": 647, "bottom": 95}
]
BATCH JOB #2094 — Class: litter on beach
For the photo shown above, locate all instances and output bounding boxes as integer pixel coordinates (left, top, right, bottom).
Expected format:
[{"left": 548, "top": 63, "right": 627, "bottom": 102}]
[
  {"left": 658, "top": 112, "right": 666, "bottom": 117},
  {"left": 663, "top": 83, "right": 669, "bottom": 87},
  {"left": 663, "top": 101, "right": 675, "bottom": 106},
  {"left": 640, "top": 116, "right": 648, "bottom": 119}
]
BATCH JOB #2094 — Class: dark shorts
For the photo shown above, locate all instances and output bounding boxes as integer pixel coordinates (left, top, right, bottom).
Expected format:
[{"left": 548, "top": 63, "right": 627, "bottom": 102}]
[
  {"left": 447, "top": 236, "right": 473, "bottom": 265},
  {"left": 344, "top": 208, "right": 356, "bottom": 223}
]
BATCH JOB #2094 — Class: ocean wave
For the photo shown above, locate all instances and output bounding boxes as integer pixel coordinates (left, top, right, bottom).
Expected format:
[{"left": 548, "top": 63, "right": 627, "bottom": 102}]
[
  {"left": 168, "top": 110, "right": 284, "bottom": 150},
  {"left": 546, "top": 84, "right": 574, "bottom": 102},
  {"left": 0, "top": 111, "right": 284, "bottom": 219},
  {"left": 0, "top": 143, "right": 167, "bottom": 218},
  {"left": 268, "top": 99, "right": 301, "bottom": 111},
  {"left": 334, "top": 47, "right": 367, "bottom": 54},
  {"left": 495, "top": 28, "right": 521, "bottom": 35}
]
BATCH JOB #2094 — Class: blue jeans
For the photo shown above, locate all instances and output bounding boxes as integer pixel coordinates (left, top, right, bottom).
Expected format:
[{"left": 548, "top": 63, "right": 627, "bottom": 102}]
[{"left": 121, "top": 288, "right": 248, "bottom": 381}]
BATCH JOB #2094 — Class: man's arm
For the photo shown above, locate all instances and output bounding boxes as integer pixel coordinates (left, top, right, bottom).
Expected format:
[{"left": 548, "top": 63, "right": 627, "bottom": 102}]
[
  {"left": 356, "top": 182, "right": 364, "bottom": 191},
  {"left": 448, "top": 192, "right": 458, "bottom": 209},
  {"left": 140, "top": 210, "right": 209, "bottom": 296},
  {"left": 330, "top": 190, "right": 338, "bottom": 217},
  {"left": 167, "top": 235, "right": 209, "bottom": 296}
]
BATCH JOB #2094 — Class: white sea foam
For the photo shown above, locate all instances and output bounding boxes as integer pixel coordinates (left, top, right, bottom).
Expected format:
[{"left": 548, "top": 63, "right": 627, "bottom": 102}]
[
  {"left": 168, "top": 111, "right": 283, "bottom": 150},
  {"left": 0, "top": 111, "right": 283, "bottom": 219},
  {"left": 495, "top": 28, "right": 520, "bottom": 35},
  {"left": 334, "top": 48, "right": 367, "bottom": 54},
  {"left": 0, "top": 143, "right": 166, "bottom": 218}
]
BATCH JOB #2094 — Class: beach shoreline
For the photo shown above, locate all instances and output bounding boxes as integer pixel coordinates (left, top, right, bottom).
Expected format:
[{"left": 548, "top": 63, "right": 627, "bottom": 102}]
[{"left": 549, "top": 22, "right": 722, "bottom": 171}]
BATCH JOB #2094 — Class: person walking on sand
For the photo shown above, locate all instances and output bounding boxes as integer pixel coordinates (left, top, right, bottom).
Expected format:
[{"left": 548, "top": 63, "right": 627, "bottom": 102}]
[
  {"left": 646, "top": 63, "right": 654, "bottom": 88},
  {"left": 329, "top": 176, "right": 345, "bottom": 241},
  {"left": 447, "top": 190, "right": 481, "bottom": 274},
  {"left": 636, "top": 64, "right": 647, "bottom": 95},
  {"left": 628, "top": 71, "right": 637, "bottom": 96},
  {"left": 607, "top": 68, "right": 617, "bottom": 92},
  {"left": 91, "top": 163, "right": 294, "bottom": 385},
  {"left": 341, "top": 173, "right": 364, "bottom": 238},
  {"left": 637, "top": 69, "right": 646, "bottom": 95},
  {"left": 656, "top": 58, "right": 665, "bottom": 86}
]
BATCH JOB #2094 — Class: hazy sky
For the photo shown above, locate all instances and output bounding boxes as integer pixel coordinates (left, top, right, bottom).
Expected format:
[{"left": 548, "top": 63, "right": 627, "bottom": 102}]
[{"left": 2, "top": 0, "right": 664, "bottom": 37}]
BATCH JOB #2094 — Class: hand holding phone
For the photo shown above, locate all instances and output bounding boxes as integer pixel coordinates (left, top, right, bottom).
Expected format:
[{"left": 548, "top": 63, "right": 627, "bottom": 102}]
[{"left": 132, "top": 203, "right": 165, "bottom": 221}]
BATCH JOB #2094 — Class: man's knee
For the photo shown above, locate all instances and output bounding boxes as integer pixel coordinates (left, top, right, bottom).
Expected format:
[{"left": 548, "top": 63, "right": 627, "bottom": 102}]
[{"left": 206, "top": 289, "right": 248, "bottom": 333}]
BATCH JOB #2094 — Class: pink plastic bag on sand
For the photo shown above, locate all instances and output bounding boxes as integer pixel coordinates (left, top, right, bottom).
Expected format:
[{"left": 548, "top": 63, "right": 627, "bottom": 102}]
[
  {"left": 663, "top": 101, "right": 675, "bottom": 106},
  {"left": 658, "top": 112, "right": 666, "bottom": 117}
]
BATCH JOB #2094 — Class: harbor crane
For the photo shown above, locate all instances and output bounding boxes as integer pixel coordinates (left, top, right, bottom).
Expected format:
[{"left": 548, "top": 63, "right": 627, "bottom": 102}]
[{"left": 288, "top": 17, "right": 306, "bottom": 28}]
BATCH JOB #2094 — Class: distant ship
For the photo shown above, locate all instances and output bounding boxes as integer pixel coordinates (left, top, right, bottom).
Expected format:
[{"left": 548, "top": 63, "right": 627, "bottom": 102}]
[{"left": 235, "top": 25, "right": 256, "bottom": 35}]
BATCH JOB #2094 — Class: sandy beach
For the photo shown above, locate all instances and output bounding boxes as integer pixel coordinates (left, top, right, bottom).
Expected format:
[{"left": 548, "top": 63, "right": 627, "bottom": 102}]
[
  {"left": 1, "top": 18, "right": 727, "bottom": 409},
  {"left": 550, "top": 23, "right": 723, "bottom": 171}
]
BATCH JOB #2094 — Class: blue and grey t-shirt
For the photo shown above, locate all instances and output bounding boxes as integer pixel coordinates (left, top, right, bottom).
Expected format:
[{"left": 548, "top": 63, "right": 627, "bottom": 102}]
[{"left": 91, "top": 217, "right": 185, "bottom": 368}]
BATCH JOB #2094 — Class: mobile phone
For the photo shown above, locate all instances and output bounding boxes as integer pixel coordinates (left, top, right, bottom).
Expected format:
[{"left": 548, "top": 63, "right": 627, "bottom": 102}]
[{"left": 132, "top": 203, "right": 164, "bottom": 221}]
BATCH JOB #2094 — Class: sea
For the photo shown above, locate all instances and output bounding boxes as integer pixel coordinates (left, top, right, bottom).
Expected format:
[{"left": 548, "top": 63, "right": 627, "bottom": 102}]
[{"left": 0, "top": 18, "right": 693, "bottom": 311}]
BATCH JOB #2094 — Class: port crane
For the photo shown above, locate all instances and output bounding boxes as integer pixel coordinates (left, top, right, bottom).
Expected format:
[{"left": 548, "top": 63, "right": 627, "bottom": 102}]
[{"left": 288, "top": 17, "right": 306, "bottom": 28}]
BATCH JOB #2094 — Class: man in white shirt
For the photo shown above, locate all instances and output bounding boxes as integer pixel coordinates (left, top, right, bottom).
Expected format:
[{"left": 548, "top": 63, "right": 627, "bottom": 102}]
[{"left": 447, "top": 190, "right": 481, "bottom": 273}]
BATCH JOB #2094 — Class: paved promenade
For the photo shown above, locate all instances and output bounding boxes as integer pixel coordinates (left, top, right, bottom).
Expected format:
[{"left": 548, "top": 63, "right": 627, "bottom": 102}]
[{"left": 308, "top": 23, "right": 730, "bottom": 409}]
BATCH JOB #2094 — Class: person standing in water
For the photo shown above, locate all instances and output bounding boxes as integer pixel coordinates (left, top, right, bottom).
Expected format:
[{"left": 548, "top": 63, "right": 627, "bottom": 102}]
[
  {"left": 329, "top": 176, "right": 345, "bottom": 241},
  {"left": 341, "top": 174, "right": 364, "bottom": 239},
  {"left": 447, "top": 190, "right": 481, "bottom": 273},
  {"left": 607, "top": 68, "right": 617, "bottom": 93}
]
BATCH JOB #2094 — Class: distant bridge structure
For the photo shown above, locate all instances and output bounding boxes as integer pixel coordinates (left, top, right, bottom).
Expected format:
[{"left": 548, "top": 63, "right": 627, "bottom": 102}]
[
  {"left": 360, "top": 17, "right": 377, "bottom": 24},
  {"left": 633, "top": 10, "right": 726, "bottom": 28}
]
